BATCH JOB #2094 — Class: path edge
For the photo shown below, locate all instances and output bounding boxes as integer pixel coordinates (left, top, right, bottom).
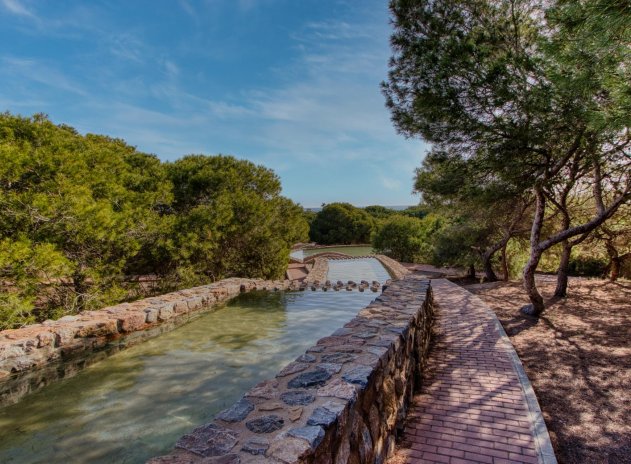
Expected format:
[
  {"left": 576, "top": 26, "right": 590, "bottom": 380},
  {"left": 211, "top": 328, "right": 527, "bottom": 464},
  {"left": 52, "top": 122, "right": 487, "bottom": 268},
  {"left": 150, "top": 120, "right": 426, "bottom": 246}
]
[{"left": 456, "top": 281, "right": 558, "bottom": 464}]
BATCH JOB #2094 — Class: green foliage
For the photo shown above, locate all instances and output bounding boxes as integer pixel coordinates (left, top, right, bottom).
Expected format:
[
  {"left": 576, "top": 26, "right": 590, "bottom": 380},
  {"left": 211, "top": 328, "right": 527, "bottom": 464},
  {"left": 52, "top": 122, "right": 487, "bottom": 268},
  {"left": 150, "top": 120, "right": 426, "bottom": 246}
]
[
  {"left": 309, "top": 203, "right": 376, "bottom": 245},
  {"left": 399, "top": 205, "right": 429, "bottom": 219},
  {"left": 384, "top": 0, "right": 630, "bottom": 309},
  {"left": 0, "top": 237, "right": 73, "bottom": 329},
  {"left": 568, "top": 255, "right": 608, "bottom": 277},
  {"left": 363, "top": 205, "right": 397, "bottom": 220},
  {"left": 372, "top": 215, "right": 427, "bottom": 262},
  {"left": 0, "top": 113, "right": 308, "bottom": 328},
  {"left": 160, "top": 155, "right": 307, "bottom": 282}
]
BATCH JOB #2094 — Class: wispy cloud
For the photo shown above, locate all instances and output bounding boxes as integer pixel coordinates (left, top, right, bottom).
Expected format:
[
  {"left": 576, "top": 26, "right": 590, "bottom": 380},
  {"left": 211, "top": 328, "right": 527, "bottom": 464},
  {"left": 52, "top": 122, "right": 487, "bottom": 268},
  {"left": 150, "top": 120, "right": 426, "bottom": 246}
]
[
  {"left": 1, "top": 0, "right": 35, "bottom": 18},
  {"left": 178, "top": 0, "right": 196, "bottom": 17},
  {"left": 0, "top": 57, "right": 88, "bottom": 96},
  {"left": 108, "top": 33, "right": 146, "bottom": 63},
  {"left": 0, "top": 0, "right": 426, "bottom": 205}
]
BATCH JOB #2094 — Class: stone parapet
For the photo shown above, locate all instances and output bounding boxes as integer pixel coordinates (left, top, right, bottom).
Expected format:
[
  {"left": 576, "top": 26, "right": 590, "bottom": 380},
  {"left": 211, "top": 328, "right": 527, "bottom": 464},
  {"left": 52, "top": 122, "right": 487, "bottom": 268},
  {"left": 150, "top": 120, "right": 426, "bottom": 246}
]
[
  {"left": 303, "top": 258, "right": 329, "bottom": 284},
  {"left": 0, "top": 278, "right": 297, "bottom": 407},
  {"left": 149, "top": 275, "right": 433, "bottom": 464},
  {"left": 373, "top": 255, "right": 409, "bottom": 280}
]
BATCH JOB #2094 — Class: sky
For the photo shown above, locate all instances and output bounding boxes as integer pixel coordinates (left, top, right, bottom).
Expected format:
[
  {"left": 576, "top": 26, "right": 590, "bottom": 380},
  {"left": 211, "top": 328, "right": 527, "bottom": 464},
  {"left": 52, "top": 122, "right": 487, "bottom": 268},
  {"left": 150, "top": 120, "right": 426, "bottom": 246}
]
[{"left": 0, "top": 0, "right": 429, "bottom": 208}]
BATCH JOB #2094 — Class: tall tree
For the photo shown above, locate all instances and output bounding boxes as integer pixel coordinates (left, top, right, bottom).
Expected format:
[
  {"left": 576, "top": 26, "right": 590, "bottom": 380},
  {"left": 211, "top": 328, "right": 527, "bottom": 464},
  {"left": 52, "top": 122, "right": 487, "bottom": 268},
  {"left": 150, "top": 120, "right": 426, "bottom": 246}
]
[
  {"left": 0, "top": 113, "right": 170, "bottom": 317},
  {"left": 163, "top": 155, "right": 308, "bottom": 282},
  {"left": 384, "top": 0, "right": 630, "bottom": 316},
  {"left": 415, "top": 148, "right": 532, "bottom": 282}
]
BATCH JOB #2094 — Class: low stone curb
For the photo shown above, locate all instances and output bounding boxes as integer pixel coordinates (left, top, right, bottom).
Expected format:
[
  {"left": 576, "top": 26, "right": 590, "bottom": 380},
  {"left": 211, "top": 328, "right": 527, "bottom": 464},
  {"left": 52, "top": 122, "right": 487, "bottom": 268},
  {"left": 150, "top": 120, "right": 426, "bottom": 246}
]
[
  {"left": 0, "top": 277, "right": 299, "bottom": 407},
  {"left": 477, "top": 293, "right": 558, "bottom": 464}
]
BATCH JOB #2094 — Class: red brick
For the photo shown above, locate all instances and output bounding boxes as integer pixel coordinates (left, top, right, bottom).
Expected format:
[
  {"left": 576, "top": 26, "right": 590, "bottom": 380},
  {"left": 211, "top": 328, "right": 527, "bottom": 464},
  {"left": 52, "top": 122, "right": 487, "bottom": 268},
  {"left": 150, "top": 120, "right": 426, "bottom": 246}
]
[
  {"left": 422, "top": 452, "right": 451, "bottom": 463},
  {"left": 388, "top": 281, "right": 543, "bottom": 464}
]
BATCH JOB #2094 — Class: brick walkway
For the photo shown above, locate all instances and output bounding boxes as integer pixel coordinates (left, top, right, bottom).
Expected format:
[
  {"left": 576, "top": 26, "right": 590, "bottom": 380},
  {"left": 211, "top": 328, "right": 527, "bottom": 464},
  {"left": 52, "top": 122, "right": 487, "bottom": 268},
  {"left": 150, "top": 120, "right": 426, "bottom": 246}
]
[{"left": 390, "top": 279, "right": 556, "bottom": 464}]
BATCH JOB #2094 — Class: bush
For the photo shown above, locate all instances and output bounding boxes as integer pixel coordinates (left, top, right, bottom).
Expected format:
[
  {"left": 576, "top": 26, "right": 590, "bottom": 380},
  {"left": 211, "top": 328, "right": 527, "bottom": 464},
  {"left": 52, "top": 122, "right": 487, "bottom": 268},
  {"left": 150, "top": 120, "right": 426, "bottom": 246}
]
[
  {"left": 372, "top": 215, "right": 426, "bottom": 262},
  {"left": 568, "top": 255, "right": 608, "bottom": 277},
  {"left": 309, "top": 203, "right": 375, "bottom": 244}
]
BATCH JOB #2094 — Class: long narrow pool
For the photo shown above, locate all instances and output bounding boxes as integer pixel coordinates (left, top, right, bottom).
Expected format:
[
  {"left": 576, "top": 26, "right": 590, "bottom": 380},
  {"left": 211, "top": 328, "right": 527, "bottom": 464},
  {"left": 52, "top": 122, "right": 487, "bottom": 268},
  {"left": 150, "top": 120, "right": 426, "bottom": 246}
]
[
  {"left": 290, "top": 245, "right": 374, "bottom": 260},
  {"left": 0, "top": 260, "right": 391, "bottom": 464}
]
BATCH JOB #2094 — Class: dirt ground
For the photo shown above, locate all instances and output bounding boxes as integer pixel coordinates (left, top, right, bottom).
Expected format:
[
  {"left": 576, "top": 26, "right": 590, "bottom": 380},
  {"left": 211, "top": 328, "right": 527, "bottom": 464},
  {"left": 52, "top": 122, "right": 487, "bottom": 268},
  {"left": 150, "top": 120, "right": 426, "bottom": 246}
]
[{"left": 464, "top": 276, "right": 631, "bottom": 464}]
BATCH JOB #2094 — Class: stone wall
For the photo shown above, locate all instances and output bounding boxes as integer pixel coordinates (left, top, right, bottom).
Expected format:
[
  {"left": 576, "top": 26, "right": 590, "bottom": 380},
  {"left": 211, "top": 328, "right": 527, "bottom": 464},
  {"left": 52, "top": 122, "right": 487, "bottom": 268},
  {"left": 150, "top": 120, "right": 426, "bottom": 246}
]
[
  {"left": 149, "top": 275, "right": 433, "bottom": 464},
  {"left": 373, "top": 255, "right": 409, "bottom": 280},
  {"left": 0, "top": 278, "right": 298, "bottom": 407},
  {"left": 303, "top": 258, "right": 329, "bottom": 284}
]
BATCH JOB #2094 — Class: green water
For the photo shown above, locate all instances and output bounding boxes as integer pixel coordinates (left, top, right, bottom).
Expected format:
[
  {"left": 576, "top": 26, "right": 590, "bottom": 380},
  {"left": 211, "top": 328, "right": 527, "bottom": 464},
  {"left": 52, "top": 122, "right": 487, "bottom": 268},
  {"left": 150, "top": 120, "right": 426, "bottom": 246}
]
[
  {"left": 0, "top": 288, "right": 381, "bottom": 464},
  {"left": 290, "top": 245, "right": 374, "bottom": 260}
]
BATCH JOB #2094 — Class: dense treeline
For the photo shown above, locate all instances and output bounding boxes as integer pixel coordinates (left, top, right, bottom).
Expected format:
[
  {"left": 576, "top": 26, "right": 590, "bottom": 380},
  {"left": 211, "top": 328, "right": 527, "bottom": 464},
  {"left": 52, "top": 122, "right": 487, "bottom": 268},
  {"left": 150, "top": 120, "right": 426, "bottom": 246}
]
[
  {"left": 383, "top": 0, "right": 630, "bottom": 316},
  {"left": 307, "top": 202, "right": 427, "bottom": 245},
  {"left": 0, "top": 113, "right": 308, "bottom": 329}
]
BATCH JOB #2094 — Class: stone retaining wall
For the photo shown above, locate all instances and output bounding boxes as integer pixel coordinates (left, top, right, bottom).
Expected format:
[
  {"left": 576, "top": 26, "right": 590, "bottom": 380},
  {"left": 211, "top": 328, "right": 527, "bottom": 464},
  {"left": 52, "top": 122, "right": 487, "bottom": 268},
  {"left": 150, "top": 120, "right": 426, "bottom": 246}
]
[
  {"left": 373, "top": 255, "right": 409, "bottom": 280},
  {"left": 150, "top": 275, "right": 433, "bottom": 464},
  {"left": 303, "top": 258, "right": 329, "bottom": 284},
  {"left": 0, "top": 278, "right": 297, "bottom": 407}
]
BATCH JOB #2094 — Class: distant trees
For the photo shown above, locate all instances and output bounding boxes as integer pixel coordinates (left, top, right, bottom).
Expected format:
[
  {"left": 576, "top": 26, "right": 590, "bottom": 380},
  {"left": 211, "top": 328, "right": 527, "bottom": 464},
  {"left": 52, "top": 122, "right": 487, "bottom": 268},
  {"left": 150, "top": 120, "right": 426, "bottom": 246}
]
[
  {"left": 372, "top": 215, "right": 426, "bottom": 262},
  {"left": 384, "top": 0, "right": 630, "bottom": 316},
  {"left": 309, "top": 203, "right": 376, "bottom": 244},
  {"left": 0, "top": 113, "right": 308, "bottom": 329}
]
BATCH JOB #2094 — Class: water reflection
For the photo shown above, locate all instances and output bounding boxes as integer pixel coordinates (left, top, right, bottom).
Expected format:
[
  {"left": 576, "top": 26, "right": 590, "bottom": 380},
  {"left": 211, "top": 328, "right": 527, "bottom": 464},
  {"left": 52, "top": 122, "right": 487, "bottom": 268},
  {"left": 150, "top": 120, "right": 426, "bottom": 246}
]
[{"left": 0, "top": 289, "right": 380, "bottom": 464}]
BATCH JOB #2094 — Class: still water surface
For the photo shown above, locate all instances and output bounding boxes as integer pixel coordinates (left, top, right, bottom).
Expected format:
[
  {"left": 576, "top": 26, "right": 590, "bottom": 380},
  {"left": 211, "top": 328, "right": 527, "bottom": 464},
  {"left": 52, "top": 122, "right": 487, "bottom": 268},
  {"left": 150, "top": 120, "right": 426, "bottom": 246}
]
[
  {"left": 290, "top": 245, "right": 374, "bottom": 260},
  {"left": 0, "top": 260, "right": 389, "bottom": 464}
]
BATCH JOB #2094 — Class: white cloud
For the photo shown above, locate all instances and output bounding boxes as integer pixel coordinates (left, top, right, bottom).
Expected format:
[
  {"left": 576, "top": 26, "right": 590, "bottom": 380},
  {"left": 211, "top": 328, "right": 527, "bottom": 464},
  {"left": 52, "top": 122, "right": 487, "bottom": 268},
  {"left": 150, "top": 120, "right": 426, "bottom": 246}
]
[{"left": 1, "top": 0, "right": 35, "bottom": 17}]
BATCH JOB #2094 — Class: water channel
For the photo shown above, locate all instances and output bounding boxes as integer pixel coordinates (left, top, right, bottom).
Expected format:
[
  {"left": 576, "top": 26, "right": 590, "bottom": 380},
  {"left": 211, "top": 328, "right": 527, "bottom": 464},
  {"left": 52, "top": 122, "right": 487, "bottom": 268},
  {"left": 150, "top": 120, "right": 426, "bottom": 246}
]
[
  {"left": 0, "top": 258, "right": 391, "bottom": 464},
  {"left": 290, "top": 245, "right": 374, "bottom": 261}
]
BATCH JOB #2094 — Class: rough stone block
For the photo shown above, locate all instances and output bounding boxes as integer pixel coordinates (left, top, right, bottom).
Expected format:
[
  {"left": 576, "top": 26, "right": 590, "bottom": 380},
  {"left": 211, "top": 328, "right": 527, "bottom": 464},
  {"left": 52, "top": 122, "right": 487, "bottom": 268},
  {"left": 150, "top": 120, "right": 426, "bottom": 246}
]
[
  {"left": 245, "top": 415, "right": 284, "bottom": 434},
  {"left": 288, "top": 425, "right": 325, "bottom": 449},
  {"left": 158, "top": 304, "right": 175, "bottom": 321},
  {"left": 287, "top": 368, "right": 332, "bottom": 389},
  {"left": 280, "top": 390, "right": 315, "bottom": 406},
  {"left": 266, "top": 437, "right": 310, "bottom": 463},
  {"left": 116, "top": 312, "right": 147, "bottom": 333},
  {"left": 342, "top": 365, "right": 373, "bottom": 388},
  {"left": 216, "top": 398, "right": 254, "bottom": 423},
  {"left": 71, "top": 319, "right": 118, "bottom": 338},
  {"left": 241, "top": 436, "right": 269, "bottom": 455},
  {"left": 144, "top": 307, "right": 159, "bottom": 324},
  {"left": 35, "top": 331, "right": 55, "bottom": 348},
  {"left": 175, "top": 423, "right": 238, "bottom": 457}
]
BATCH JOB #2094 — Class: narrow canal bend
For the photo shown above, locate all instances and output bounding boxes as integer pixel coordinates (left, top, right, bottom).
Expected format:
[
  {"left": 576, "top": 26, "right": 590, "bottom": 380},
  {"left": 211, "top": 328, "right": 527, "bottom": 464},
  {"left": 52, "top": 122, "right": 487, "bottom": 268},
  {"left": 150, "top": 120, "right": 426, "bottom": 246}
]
[{"left": 0, "top": 259, "right": 391, "bottom": 464}]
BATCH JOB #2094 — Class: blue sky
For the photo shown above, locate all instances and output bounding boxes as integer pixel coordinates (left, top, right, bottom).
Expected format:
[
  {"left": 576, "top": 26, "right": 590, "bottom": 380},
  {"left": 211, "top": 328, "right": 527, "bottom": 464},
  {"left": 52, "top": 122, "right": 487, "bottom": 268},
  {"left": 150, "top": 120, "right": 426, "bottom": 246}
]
[{"left": 0, "top": 0, "right": 428, "bottom": 207}]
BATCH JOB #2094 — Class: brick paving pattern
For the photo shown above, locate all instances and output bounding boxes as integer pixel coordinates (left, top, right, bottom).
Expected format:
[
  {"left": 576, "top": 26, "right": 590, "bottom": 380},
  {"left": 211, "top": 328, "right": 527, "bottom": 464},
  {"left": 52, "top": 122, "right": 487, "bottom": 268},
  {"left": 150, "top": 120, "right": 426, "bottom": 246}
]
[{"left": 390, "top": 279, "right": 547, "bottom": 464}]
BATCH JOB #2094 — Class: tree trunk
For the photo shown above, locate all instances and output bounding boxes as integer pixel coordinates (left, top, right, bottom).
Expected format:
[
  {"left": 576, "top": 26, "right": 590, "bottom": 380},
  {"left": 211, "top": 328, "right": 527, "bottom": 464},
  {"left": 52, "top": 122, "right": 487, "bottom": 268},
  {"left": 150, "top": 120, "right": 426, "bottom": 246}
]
[
  {"left": 554, "top": 241, "right": 572, "bottom": 297},
  {"left": 521, "top": 188, "right": 546, "bottom": 317},
  {"left": 468, "top": 263, "right": 476, "bottom": 279},
  {"left": 501, "top": 242, "right": 509, "bottom": 281},
  {"left": 610, "top": 258, "right": 621, "bottom": 281},
  {"left": 482, "top": 251, "right": 498, "bottom": 282},
  {"left": 72, "top": 269, "right": 88, "bottom": 312},
  {"left": 605, "top": 241, "right": 620, "bottom": 282},
  {"left": 521, "top": 248, "right": 545, "bottom": 316}
]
